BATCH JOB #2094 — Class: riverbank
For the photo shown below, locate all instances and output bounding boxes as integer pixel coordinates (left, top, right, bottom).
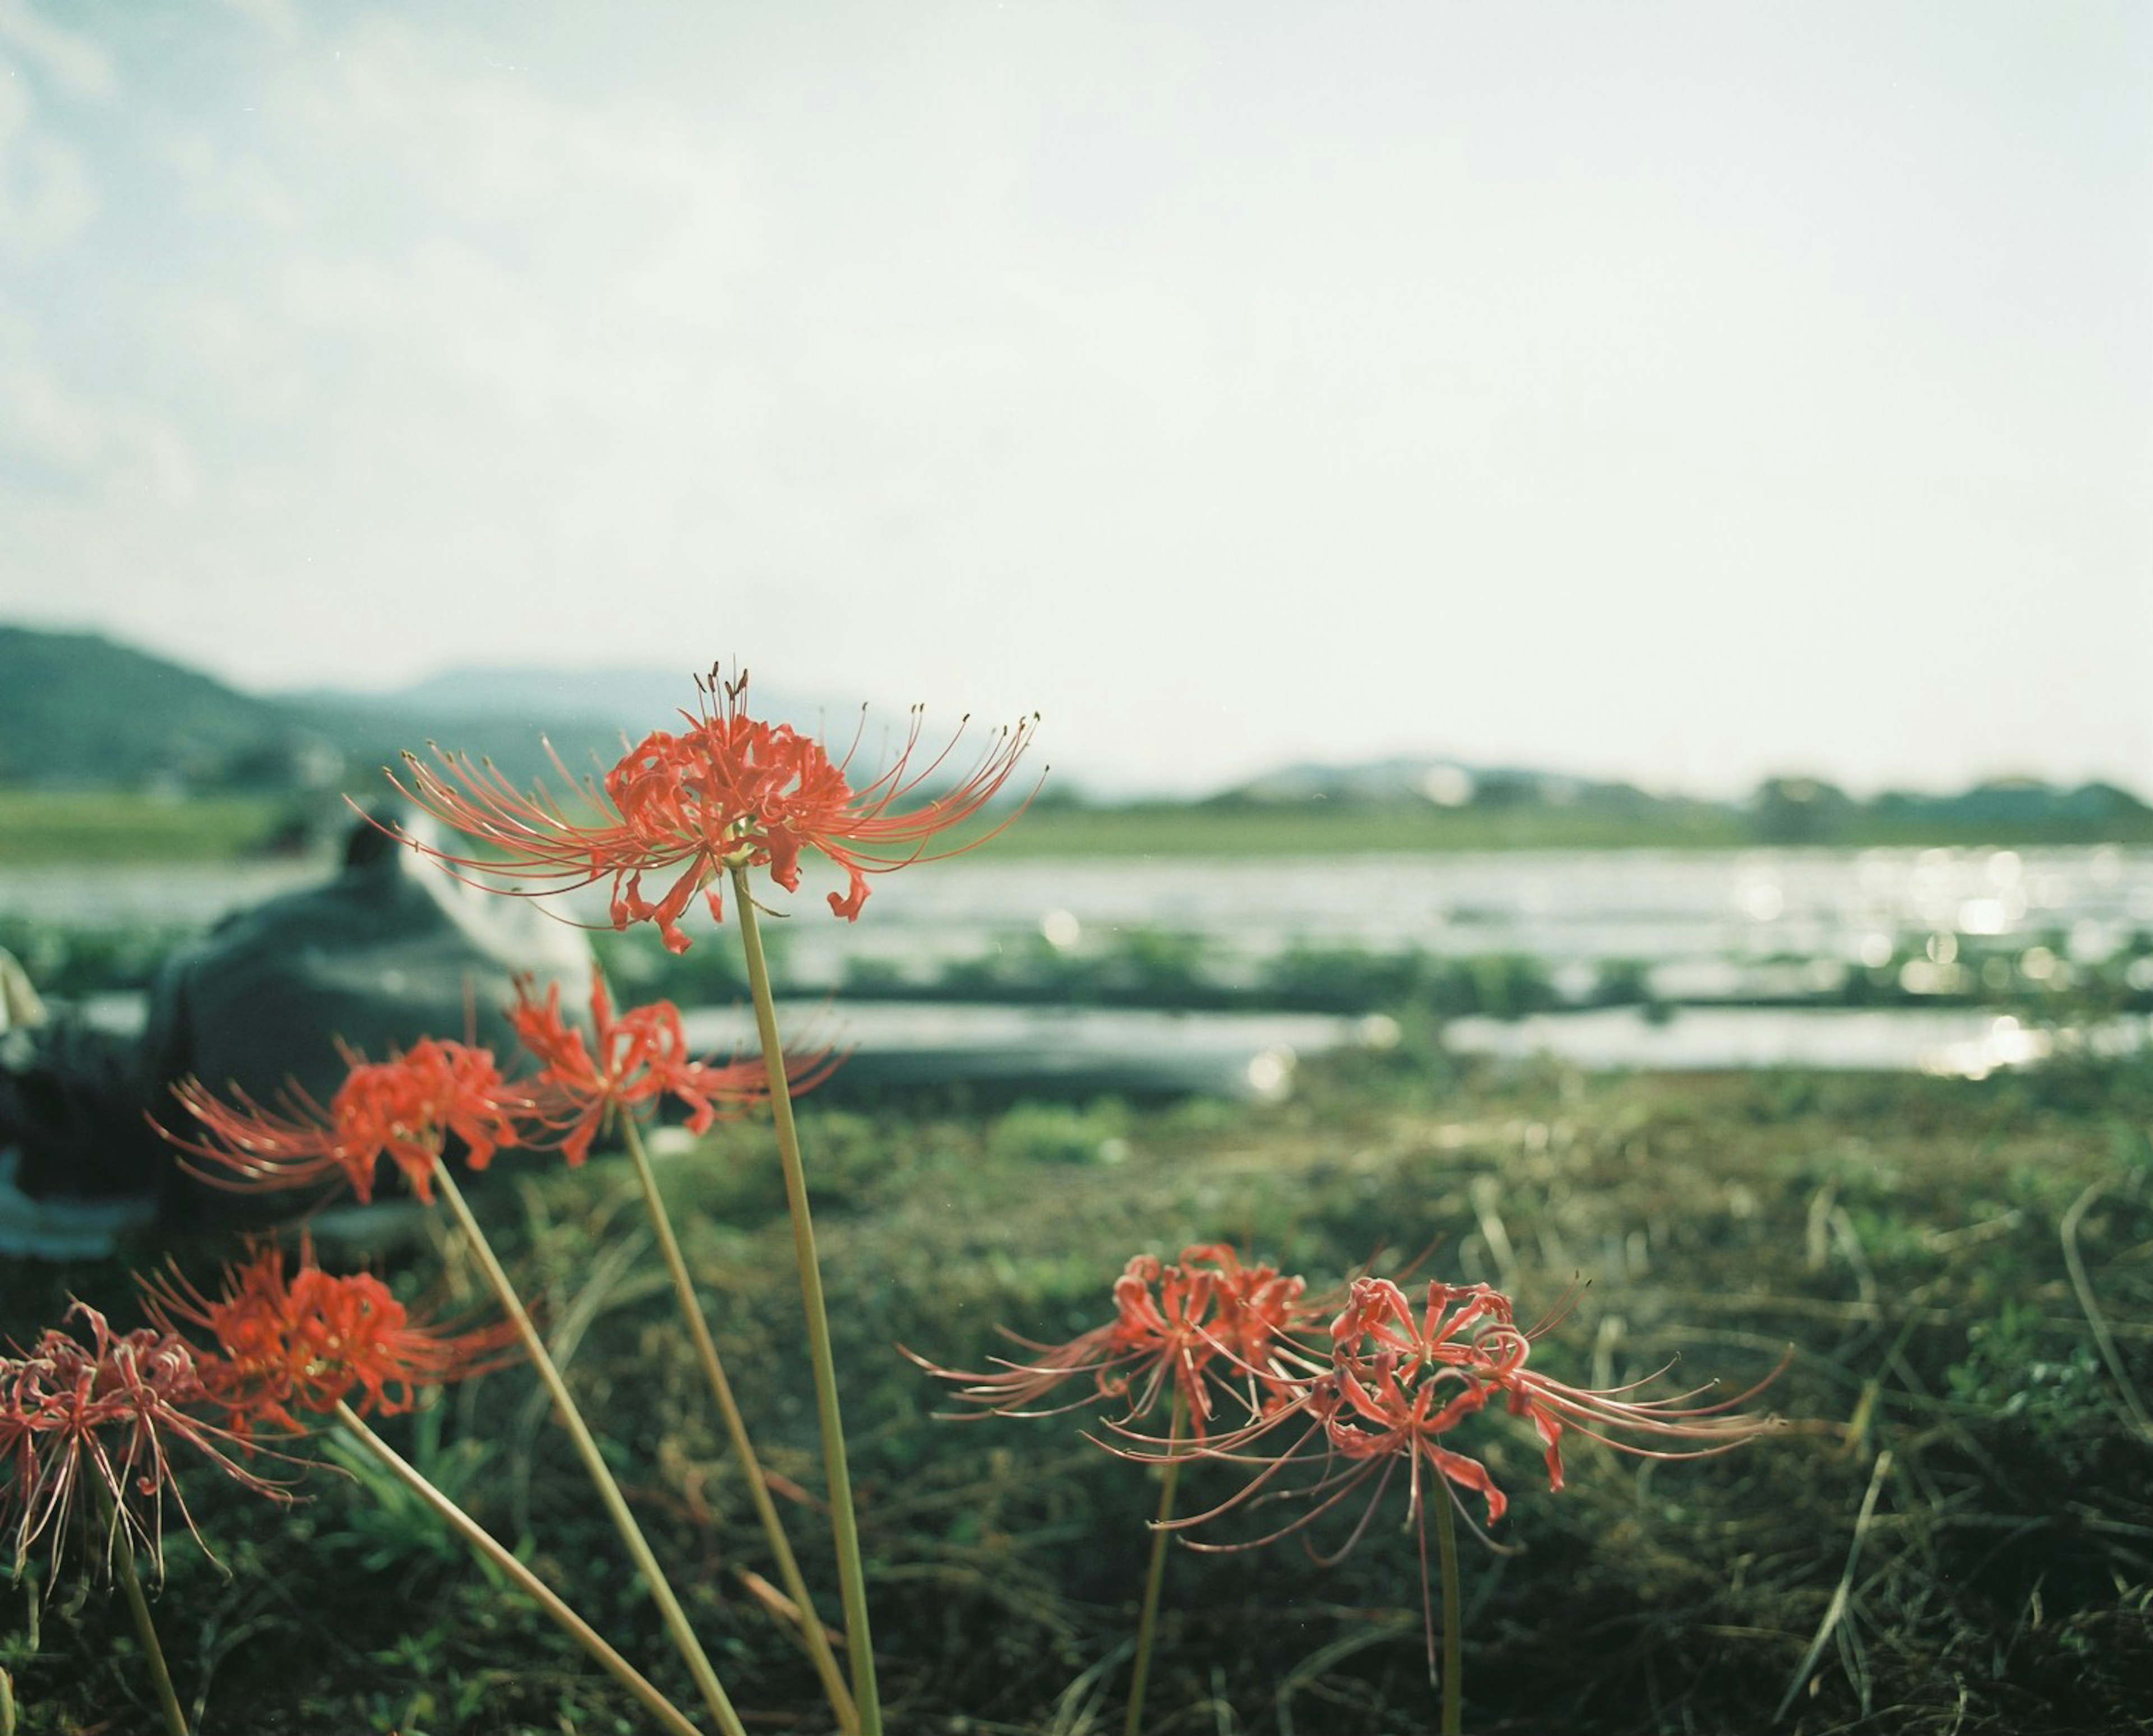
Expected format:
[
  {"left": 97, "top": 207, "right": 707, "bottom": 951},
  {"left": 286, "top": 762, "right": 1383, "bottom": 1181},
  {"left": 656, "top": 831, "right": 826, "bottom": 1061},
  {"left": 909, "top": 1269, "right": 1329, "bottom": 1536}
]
[
  {"left": 9, "top": 785, "right": 2153, "bottom": 866},
  {"left": 3, "top": 1042, "right": 2146, "bottom": 1732}
]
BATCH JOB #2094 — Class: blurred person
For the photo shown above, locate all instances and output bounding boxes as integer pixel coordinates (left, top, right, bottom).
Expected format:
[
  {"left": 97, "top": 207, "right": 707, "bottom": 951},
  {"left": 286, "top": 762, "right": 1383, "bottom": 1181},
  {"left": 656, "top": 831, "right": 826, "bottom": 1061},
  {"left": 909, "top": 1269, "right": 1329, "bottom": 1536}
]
[{"left": 0, "top": 806, "right": 594, "bottom": 1258}]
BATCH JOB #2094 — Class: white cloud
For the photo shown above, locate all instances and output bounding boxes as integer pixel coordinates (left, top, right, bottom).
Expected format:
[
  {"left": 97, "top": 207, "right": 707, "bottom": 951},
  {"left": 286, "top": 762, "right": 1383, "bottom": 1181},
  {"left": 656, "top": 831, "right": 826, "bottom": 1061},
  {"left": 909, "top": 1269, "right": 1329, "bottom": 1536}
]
[
  {"left": 160, "top": 128, "right": 300, "bottom": 229},
  {"left": 206, "top": 0, "right": 301, "bottom": 41},
  {"left": 0, "top": 363, "right": 99, "bottom": 470},
  {"left": 0, "top": 0, "right": 114, "bottom": 101},
  {"left": 0, "top": 65, "right": 97, "bottom": 260},
  {"left": 0, "top": 354, "right": 196, "bottom": 507}
]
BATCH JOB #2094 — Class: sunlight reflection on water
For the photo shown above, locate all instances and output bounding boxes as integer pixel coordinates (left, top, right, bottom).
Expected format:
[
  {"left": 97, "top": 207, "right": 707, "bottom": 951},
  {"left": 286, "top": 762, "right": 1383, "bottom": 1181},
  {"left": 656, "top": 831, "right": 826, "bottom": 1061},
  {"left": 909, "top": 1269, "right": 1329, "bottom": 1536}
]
[
  {"left": 1442, "top": 1005, "right": 2150, "bottom": 1077},
  {"left": 10, "top": 846, "right": 2153, "bottom": 1075},
  {"left": 8, "top": 846, "right": 2151, "bottom": 980}
]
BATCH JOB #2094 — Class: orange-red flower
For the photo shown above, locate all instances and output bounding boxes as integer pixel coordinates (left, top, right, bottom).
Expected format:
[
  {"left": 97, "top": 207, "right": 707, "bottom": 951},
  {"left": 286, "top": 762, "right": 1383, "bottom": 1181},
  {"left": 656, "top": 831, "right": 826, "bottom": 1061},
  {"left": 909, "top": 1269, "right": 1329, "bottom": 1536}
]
[
  {"left": 0, "top": 1304, "right": 285, "bottom": 1579},
  {"left": 164, "top": 1037, "right": 528, "bottom": 1205},
  {"left": 1323, "top": 1275, "right": 1782, "bottom": 1495},
  {"left": 1174, "top": 1275, "right": 1775, "bottom": 1590},
  {"left": 909, "top": 1243, "right": 1323, "bottom": 1438},
  {"left": 386, "top": 666, "right": 1041, "bottom": 952},
  {"left": 1102, "top": 1269, "right": 1782, "bottom": 1689},
  {"left": 509, "top": 969, "right": 823, "bottom": 1167},
  {"left": 140, "top": 1240, "right": 519, "bottom": 1437}
]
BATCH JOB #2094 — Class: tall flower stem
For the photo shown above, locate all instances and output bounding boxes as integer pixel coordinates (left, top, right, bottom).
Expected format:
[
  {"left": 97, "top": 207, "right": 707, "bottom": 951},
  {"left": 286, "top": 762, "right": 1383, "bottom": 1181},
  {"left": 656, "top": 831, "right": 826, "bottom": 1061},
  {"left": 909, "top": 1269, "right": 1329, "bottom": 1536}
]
[
  {"left": 1124, "top": 1388, "right": 1188, "bottom": 1736},
  {"left": 1433, "top": 1479, "right": 1464, "bottom": 1736},
  {"left": 331, "top": 1402, "right": 706, "bottom": 1736},
  {"left": 730, "top": 864, "right": 883, "bottom": 1736},
  {"left": 108, "top": 1521, "right": 186, "bottom": 1736},
  {"left": 617, "top": 1112, "right": 859, "bottom": 1734},
  {"left": 431, "top": 1161, "right": 749, "bottom": 1736}
]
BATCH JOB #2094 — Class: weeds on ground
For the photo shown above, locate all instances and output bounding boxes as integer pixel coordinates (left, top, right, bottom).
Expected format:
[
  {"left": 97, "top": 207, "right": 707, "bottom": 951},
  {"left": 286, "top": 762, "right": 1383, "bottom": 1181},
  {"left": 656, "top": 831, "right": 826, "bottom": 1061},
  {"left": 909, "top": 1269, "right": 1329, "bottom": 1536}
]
[{"left": 4, "top": 1052, "right": 2151, "bottom": 1730}]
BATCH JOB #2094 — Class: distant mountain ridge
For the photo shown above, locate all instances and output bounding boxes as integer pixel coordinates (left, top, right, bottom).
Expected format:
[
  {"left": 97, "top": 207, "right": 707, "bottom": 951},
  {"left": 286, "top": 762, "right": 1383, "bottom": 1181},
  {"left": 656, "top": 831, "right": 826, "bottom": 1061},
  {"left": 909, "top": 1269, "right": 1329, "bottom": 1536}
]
[
  {"left": 0, "top": 625, "right": 298, "bottom": 788},
  {"left": 0, "top": 627, "right": 884, "bottom": 796},
  {"left": 303, "top": 663, "right": 827, "bottom": 738},
  {"left": 0, "top": 625, "right": 648, "bottom": 792}
]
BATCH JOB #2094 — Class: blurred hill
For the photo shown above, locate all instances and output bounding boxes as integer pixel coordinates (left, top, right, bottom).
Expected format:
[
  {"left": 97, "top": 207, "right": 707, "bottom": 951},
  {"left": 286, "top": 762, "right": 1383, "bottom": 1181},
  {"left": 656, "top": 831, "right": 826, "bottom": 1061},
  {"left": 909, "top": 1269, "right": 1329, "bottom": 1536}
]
[
  {"left": 0, "top": 625, "right": 292, "bottom": 790},
  {"left": 0, "top": 624, "right": 641, "bottom": 795},
  {"left": 296, "top": 662, "right": 828, "bottom": 740}
]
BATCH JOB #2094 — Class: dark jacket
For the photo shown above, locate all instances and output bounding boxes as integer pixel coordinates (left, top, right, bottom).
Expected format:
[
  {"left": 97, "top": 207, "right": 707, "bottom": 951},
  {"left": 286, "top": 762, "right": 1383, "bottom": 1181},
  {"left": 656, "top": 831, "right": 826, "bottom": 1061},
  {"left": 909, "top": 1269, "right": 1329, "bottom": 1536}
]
[{"left": 11, "top": 812, "right": 595, "bottom": 1220}]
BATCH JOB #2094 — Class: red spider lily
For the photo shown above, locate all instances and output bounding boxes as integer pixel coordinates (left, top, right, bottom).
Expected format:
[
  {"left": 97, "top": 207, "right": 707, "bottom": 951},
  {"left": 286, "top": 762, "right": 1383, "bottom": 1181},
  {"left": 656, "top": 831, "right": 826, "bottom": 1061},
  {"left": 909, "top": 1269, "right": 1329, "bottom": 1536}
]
[
  {"left": 508, "top": 969, "right": 833, "bottom": 1167},
  {"left": 386, "top": 665, "right": 1041, "bottom": 952},
  {"left": 908, "top": 1243, "right": 1325, "bottom": 1438},
  {"left": 0, "top": 1304, "right": 286, "bottom": 1581},
  {"left": 1114, "top": 1271, "right": 1784, "bottom": 1693},
  {"left": 1328, "top": 1275, "right": 1784, "bottom": 1493},
  {"left": 1328, "top": 1275, "right": 1528, "bottom": 1377},
  {"left": 1143, "top": 1274, "right": 1781, "bottom": 1523},
  {"left": 138, "top": 1239, "right": 520, "bottom": 1437},
  {"left": 1119, "top": 1275, "right": 1791, "bottom": 1568},
  {"left": 164, "top": 1036, "right": 529, "bottom": 1204}
]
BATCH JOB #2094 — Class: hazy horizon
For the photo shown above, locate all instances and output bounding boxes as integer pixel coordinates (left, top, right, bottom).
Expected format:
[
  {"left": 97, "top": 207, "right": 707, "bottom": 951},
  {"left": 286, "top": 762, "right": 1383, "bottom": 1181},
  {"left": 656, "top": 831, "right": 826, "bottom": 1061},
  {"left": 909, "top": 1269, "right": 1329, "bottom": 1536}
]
[
  {"left": 2, "top": 3, "right": 2147, "bottom": 801},
  {"left": 13, "top": 617, "right": 2141, "bottom": 806}
]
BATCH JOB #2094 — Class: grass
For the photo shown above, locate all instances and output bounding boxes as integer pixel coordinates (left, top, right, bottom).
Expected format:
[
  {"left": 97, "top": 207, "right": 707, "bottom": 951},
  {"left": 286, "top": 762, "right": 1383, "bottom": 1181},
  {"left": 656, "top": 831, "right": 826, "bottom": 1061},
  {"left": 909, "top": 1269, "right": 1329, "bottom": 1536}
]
[
  {"left": 0, "top": 791, "right": 293, "bottom": 864},
  {"left": 936, "top": 800, "right": 2153, "bottom": 858},
  {"left": 10, "top": 784, "right": 2153, "bottom": 865},
  {"left": 975, "top": 800, "right": 1753, "bottom": 857},
  {"left": 3, "top": 1038, "right": 2149, "bottom": 1733}
]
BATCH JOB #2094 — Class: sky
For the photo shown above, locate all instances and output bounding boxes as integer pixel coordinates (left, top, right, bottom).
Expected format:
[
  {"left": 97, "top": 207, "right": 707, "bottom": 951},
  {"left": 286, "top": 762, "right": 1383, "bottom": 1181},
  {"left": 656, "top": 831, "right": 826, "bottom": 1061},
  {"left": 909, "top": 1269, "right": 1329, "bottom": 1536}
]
[{"left": 1, "top": 1, "right": 2148, "bottom": 800}]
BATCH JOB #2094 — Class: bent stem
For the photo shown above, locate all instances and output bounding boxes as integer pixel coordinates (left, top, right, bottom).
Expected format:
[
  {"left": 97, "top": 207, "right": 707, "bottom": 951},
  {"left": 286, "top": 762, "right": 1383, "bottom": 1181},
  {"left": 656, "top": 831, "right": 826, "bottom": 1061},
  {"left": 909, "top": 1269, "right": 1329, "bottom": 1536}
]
[
  {"left": 731, "top": 865, "right": 883, "bottom": 1736},
  {"left": 1124, "top": 1388, "right": 1188, "bottom": 1736},
  {"left": 108, "top": 1520, "right": 187, "bottom": 1736},
  {"left": 617, "top": 1111, "right": 859, "bottom": 1734},
  {"left": 1433, "top": 1478, "right": 1463, "bottom": 1736},
  {"left": 431, "top": 1160, "right": 749, "bottom": 1736},
  {"left": 331, "top": 1402, "right": 706, "bottom": 1736}
]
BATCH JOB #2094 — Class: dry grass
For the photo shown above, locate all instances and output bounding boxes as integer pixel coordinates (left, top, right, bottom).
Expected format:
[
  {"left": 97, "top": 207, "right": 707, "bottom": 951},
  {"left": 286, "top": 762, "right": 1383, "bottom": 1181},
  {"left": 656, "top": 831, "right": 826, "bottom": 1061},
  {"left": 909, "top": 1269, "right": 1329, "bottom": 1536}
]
[{"left": 4, "top": 1044, "right": 2150, "bottom": 1733}]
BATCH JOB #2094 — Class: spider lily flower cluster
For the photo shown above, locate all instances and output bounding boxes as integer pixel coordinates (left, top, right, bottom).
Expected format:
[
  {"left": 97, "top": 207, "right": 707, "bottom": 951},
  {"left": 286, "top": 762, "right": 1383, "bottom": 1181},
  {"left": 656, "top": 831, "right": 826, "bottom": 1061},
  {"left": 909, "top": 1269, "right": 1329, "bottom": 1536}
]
[
  {"left": 1147, "top": 1272, "right": 1785, "bottom": 1538},
  {"left": 510, "top": 970, "right": 833, "bottom": 1169},
  {"left": 0, "top": 1243, "right": 526, "bottom": 1736},
  {"left": 2, "top": 1243, "right": 515, "bottom": 1578},
  {"left": 164, "top": 969, "right": 802, "bottom": 1204},
  {"left": 139, "top": 1239, "right": 518, "bottom": 1437},
  {"left": 910, "top": 1242, "right": 1323, "bottom": 1439},
  {"left": 389, "top": 665, "right": 1041, "bottom": 951},
  {"left": 0, "top": 1304, "right": 283, "bottom": 1581},
  {"left": 168, "top": 1036, "right": 525, "bottom": 1203},
  {"left": 921, "top": 1251, "right": 1783, "bottom": 1709}
]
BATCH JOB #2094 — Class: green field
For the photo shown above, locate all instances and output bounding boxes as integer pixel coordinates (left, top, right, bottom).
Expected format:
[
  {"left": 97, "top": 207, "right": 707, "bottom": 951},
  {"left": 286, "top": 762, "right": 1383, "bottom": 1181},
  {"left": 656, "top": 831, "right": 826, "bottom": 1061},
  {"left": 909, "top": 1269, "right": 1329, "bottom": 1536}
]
[
  {"left": 977, "top": 797, "right": 1753, "bottom": 856},
  {"left": 8, "top": 784, "right": 2152, "bottom": 866},
  {"left": 984, "top": 798, "right": 2153, "bottom": 857},
  {"left": 3, "top": 1045, "right": 2147, "bottom": 1733},
  {"left": 0, "top": 789, "right": 293, "bottom": 863}
]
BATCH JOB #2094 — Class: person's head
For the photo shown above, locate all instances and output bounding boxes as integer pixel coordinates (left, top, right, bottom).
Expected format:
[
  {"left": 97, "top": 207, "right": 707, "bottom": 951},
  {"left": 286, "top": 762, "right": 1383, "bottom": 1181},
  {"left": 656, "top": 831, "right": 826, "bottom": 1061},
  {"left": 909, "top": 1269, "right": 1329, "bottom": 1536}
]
[{"left": 344, "top": 802, "right": 450, "bottom": 870}]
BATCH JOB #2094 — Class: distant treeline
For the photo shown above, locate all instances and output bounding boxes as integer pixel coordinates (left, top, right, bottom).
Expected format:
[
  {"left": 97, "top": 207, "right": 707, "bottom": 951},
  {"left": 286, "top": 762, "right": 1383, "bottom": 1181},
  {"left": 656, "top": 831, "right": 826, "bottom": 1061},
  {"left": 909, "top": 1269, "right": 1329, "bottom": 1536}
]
[{"left": 985, "top": 778, "right": 2153, "bottom": 856}]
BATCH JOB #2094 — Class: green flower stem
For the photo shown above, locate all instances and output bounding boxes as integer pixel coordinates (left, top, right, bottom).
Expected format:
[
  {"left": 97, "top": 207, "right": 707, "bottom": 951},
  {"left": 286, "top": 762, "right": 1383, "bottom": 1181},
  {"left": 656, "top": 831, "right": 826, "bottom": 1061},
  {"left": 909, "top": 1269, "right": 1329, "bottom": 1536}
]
[
  {"left": 729, "top": 865, "right": 883, "bottom": 1736},
  {"left": 331, "top": 1402, "right": 706, "bottom": 1736},
  {"left": 432, "top": 1160, "right": 748, "bottom": 1736},
  {"left": 1434, "top": 1481, "right": 1463, "bottom": 1736},
  {"left": 1124, "top": 1387, "right": 1188, "bottom": 1736},
  {"left": 108, "top": 1517, "right": 186, "bottom": 1736},
  {"left": 616, "top": 1112, "right": 859, "bottom": 1734}
]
